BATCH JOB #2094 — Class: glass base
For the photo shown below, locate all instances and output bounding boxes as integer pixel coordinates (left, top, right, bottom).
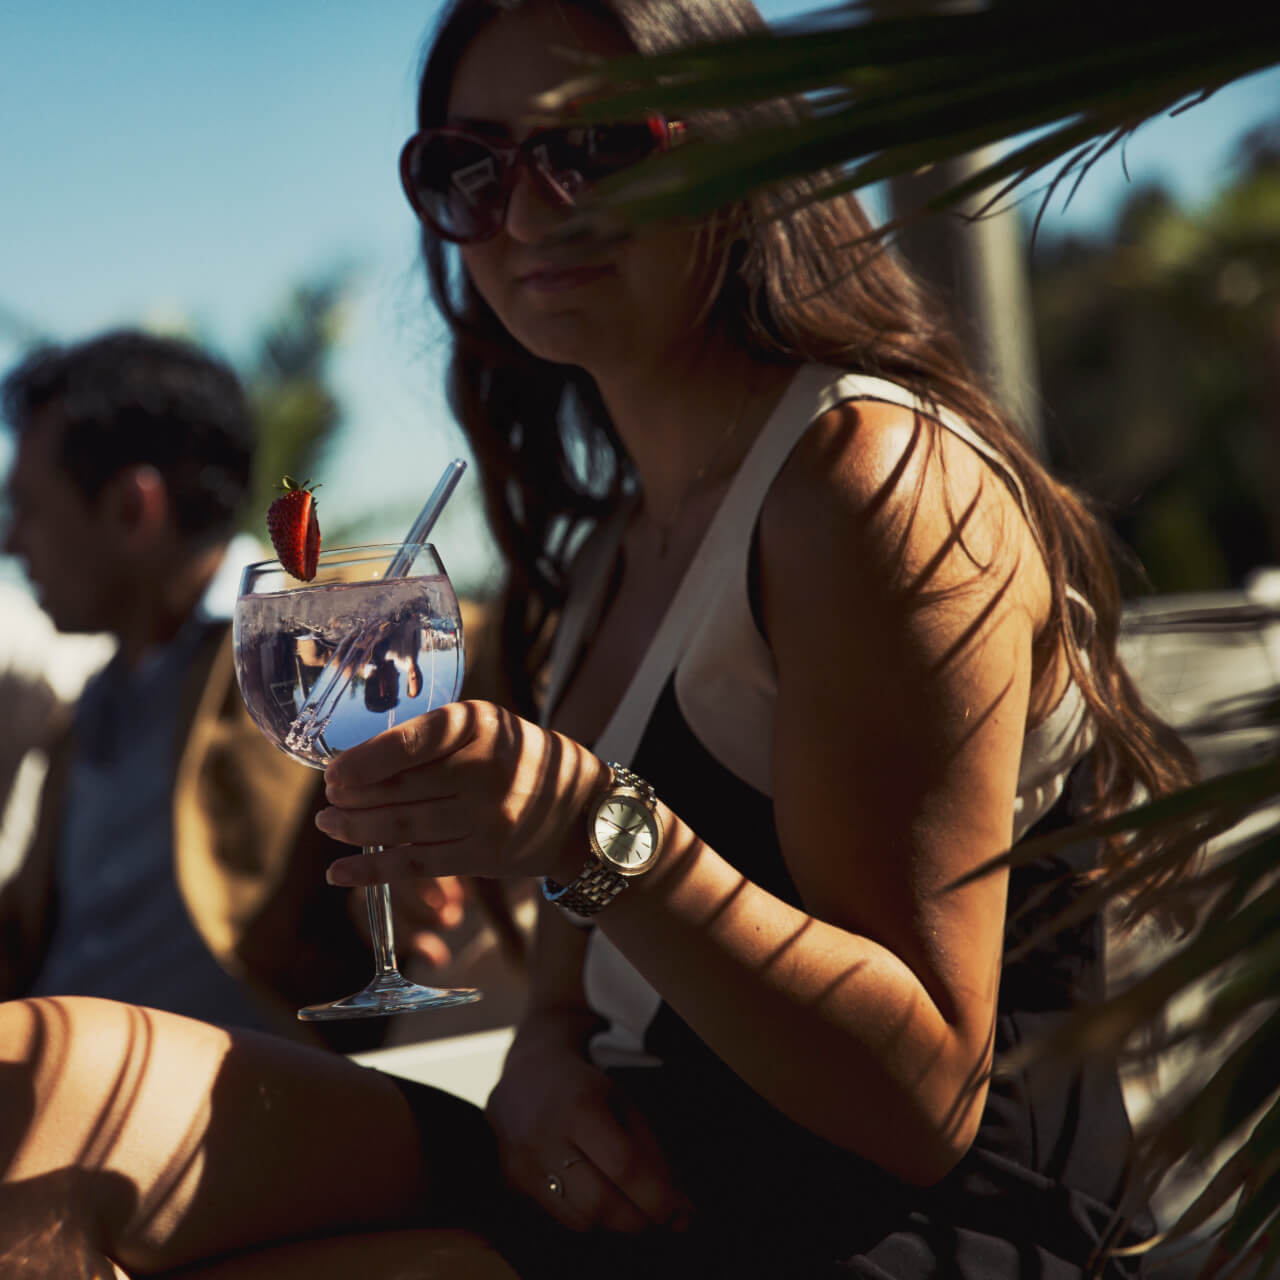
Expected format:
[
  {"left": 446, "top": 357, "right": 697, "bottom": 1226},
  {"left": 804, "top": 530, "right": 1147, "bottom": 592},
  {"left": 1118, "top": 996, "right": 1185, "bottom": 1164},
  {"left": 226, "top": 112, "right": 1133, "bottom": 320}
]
[{"left": 298, "top": 973, "right": 483, "bottom": 1021}]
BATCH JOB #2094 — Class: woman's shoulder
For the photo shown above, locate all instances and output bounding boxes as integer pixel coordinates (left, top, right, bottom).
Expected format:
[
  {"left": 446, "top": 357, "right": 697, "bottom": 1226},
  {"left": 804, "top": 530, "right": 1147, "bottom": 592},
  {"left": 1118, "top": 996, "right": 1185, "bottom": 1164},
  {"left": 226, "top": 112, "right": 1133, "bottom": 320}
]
[{"left": 766, "top": 392, "right": 1029, "bottom": 584}]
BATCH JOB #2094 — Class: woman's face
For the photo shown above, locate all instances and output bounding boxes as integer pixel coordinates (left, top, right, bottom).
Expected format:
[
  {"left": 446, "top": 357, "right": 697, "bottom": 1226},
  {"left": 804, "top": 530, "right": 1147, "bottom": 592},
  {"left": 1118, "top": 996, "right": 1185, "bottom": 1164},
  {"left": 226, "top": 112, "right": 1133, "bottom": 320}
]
[{"left": 446, "top": 1, "right": 711, "bottom": 377}]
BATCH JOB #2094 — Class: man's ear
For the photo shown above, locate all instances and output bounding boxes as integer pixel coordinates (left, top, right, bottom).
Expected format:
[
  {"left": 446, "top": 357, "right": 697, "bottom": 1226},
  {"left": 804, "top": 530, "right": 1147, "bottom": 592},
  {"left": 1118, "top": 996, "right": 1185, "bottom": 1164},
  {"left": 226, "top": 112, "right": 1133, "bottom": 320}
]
[{"left": 100, "top": 464, "right": 171, "bottom": 547}]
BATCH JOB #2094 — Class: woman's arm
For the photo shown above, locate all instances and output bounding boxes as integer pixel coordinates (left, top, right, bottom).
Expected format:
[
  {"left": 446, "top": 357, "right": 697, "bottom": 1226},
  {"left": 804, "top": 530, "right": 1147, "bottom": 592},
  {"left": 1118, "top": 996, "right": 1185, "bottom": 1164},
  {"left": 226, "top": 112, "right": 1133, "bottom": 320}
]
[
  {"left": 319, "top": 401, "right": 1053, "bottom": 1185},
  {"left": 594, "top": 400, "right": 1046, "bottom": 1182},
  {"left": 503, "top": 895, "right": 597, "bottom": 1054},
  {"left": 486, "top": 894, "right": 694, "bottom": 1231}
]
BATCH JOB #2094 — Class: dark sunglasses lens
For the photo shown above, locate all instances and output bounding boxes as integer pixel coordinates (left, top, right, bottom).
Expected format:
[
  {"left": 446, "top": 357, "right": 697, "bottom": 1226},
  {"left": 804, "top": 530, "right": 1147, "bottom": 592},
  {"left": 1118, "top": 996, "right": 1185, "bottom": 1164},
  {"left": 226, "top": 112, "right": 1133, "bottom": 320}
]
[
  {"left": 539, "top": 123, "right": 660, "bottom": 183},
  {"left": 403, "top": 120, "right": 668, "bottom": 241},
  {"left": 407, "top": 133, "right": 506, "bottom": 241}
]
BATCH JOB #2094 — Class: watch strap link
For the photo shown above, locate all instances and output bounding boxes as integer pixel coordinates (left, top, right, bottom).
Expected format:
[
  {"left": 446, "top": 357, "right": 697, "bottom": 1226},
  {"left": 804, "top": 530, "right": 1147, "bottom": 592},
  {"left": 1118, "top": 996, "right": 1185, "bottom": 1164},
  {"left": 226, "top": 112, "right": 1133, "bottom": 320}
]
[
  {"left": 606, "top": 764, "right": 656, "bottom": 807},
  {"left": 542, "top": 762, "right": 657, "bottom": 918},
  {"left": 542, "top": 858, "right": 629, "bottom": 917}
]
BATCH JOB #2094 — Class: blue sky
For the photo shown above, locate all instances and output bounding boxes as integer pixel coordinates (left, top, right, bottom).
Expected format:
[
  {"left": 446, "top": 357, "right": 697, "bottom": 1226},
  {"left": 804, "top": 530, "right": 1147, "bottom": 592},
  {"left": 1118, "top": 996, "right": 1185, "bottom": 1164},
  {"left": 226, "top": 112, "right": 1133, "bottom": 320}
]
[{"left": 2, "top": 2, "right": 1277, "bottom": 595}]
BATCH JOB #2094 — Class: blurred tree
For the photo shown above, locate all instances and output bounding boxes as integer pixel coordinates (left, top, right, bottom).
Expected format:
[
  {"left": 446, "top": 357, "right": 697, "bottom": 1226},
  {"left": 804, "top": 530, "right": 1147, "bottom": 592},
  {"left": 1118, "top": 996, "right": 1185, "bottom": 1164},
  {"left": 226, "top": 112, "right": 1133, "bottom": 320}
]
[
  {"left": 1033, "top": 126, "right": 1280, "bottom": 594},
  {"left": 237, "top": 266, "right": 356, "bottom": 539}
]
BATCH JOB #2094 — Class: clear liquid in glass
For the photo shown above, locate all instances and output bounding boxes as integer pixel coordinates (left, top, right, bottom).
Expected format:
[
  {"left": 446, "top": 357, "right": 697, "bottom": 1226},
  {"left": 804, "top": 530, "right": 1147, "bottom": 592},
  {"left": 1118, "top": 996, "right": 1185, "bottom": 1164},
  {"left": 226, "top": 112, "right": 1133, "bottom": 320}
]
[{"left": 234, "top": 573, "right": 464, "bottom": 769}]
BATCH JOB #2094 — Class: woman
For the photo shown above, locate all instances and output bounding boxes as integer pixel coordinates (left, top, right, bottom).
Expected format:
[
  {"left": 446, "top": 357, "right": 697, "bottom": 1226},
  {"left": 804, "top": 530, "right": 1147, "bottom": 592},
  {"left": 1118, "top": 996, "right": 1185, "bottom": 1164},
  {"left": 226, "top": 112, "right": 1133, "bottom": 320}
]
[{"left": 0, "top": 1, "right": 1196, "bottom": 1276}]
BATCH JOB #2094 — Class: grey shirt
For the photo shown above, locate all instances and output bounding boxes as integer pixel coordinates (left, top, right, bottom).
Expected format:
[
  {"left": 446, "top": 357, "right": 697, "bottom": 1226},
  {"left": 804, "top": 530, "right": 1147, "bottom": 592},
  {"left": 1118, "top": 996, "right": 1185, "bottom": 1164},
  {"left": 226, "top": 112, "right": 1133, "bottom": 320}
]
[{"left": 29, "top": 613, "right": 274, "bottom": 1031}]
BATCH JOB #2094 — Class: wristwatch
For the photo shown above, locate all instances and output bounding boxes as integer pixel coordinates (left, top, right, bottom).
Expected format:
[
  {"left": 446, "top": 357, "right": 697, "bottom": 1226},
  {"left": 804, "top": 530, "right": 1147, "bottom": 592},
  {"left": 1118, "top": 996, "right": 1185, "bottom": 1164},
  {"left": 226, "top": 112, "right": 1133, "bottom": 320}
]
[{"left": 542, "top": 763, "right": 664, "bottom": 917}]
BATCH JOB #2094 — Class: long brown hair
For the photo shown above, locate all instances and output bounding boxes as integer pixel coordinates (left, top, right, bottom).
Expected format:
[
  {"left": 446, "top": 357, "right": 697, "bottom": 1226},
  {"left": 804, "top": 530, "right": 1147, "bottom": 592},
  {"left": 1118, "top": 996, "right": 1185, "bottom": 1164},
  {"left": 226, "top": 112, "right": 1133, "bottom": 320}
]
[{"left": 410, "top": 0, "right": 1198, "bottom": 901}]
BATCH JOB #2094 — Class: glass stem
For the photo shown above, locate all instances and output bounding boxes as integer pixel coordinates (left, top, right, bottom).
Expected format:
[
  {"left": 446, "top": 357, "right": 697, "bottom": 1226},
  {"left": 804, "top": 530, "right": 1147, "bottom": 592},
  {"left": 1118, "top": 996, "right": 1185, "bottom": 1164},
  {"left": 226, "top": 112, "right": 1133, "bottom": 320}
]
[{"left": 363, "top": 845, "right": 399, "bottom": 978}]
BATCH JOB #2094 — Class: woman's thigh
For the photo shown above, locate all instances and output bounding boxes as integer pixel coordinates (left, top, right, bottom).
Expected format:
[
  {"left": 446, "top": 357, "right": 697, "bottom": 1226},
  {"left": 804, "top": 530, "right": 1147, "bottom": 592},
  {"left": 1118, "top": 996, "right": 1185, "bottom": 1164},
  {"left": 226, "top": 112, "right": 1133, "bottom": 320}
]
[{"left": 0, "top": 996, "right": 429, "bottom": 1275}]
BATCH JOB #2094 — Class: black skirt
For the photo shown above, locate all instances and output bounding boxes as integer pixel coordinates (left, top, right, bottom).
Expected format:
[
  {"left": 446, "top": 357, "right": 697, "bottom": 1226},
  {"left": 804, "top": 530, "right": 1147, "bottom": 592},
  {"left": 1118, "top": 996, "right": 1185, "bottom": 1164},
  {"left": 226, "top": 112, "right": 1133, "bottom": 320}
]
[
  {"left": 383, "top": 1048, "right": 1152, "bottom": 1280},
  {"left": 379, "top": 767, "right": 1154, "bottom": 1278}
]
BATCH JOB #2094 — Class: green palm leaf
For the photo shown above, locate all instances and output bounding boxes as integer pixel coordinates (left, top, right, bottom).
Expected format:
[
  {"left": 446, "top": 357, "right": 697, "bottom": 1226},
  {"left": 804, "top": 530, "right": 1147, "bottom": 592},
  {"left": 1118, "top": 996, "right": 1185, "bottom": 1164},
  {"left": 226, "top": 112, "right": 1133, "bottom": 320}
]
[{"left": 539, "top": 1, "right": 1280, "bottom": 234}]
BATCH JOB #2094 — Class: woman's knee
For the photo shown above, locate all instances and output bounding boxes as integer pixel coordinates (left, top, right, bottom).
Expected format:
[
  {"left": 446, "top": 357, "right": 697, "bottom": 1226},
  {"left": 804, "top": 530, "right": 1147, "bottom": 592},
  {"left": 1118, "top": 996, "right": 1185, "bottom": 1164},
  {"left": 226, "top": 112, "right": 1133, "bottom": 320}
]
[
  {"left": 1, "top": 996, "right": 230, "bottom": 1273},
  {"left": 0, "top": 996, "right": 431, "bottom": 1273},
  {"left": 1, "top": 997, "right": 230, "bottom": 1184}
]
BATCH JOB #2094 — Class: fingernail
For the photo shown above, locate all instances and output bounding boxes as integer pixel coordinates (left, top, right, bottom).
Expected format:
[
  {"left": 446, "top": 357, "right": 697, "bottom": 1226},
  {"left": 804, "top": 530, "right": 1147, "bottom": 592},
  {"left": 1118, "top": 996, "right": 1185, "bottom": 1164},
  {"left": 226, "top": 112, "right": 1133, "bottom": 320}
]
[{"left": 326, "top": 863, "right": 356, "bottom": 886}]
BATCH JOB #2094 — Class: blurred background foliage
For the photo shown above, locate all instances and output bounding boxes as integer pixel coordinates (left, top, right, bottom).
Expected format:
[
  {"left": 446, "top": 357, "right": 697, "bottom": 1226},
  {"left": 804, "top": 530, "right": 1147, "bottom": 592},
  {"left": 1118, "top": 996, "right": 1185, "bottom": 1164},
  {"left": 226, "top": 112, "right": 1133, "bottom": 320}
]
[
  {"left": 237, "top": 268, "right": 353, "bottom": 541},
  {"left": 1033, "top": 126, "right": 1280, "bottom": 596}
]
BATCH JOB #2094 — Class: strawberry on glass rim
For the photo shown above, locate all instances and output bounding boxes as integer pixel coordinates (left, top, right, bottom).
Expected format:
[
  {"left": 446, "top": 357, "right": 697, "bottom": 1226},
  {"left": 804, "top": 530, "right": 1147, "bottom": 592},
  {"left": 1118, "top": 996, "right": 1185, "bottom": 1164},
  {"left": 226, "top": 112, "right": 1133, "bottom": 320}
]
[{"left": 267, "top": 476, "right": 321, "bottom": 581}]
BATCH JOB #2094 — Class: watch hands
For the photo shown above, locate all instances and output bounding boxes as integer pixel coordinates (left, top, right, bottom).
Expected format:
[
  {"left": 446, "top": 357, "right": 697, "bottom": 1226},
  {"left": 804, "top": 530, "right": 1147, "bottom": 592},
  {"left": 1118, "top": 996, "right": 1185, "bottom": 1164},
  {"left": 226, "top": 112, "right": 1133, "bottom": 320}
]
[{"left": 600, "top": 817, "right": 647, "bottom": 836}]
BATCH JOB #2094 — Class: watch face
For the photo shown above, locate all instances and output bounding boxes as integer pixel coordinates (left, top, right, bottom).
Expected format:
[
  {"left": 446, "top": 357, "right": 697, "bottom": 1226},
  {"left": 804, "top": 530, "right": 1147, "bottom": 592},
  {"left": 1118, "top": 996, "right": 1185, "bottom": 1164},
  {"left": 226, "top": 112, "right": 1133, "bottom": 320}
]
[{"left": 593, "top": 795, "right": 659, "bottom": 873}]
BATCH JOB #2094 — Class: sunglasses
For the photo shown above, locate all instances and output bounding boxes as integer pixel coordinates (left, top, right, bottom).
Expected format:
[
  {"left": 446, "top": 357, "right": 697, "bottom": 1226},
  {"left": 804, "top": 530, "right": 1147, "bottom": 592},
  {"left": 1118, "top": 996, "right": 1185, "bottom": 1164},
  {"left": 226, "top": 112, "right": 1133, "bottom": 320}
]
[{"left": 398, "top": 113, "right": 686, "bottom": 244}]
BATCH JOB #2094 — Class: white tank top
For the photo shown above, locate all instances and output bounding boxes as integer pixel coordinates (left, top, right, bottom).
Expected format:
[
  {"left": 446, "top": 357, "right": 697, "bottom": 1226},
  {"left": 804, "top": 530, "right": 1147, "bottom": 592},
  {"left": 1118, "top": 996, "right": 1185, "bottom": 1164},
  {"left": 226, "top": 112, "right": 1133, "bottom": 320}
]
[{"left": 542, "top": 364, "right": 1096, "bottom": 1070}]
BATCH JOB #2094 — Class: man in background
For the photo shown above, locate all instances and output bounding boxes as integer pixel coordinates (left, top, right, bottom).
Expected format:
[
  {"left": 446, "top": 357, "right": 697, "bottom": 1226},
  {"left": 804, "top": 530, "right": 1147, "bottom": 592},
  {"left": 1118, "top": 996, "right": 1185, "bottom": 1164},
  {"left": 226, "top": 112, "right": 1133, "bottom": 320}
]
[{"left": 0, "top": 329, "right": 467, "bottom": 1050}]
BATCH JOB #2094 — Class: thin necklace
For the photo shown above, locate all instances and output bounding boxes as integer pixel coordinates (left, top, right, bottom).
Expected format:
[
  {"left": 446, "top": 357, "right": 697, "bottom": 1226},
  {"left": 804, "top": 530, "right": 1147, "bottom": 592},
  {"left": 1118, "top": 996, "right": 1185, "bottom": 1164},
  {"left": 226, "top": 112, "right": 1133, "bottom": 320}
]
[{"left": 644, "top": 379, "right": 755, "bottom": 557}]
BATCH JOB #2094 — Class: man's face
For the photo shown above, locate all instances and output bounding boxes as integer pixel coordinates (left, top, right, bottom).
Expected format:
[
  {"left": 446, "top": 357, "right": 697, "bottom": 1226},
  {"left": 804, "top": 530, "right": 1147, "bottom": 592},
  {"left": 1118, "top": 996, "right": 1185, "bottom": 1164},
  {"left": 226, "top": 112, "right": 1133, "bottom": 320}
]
[{"left": 3, "top": 417, "right": 127, "bottom": 633}]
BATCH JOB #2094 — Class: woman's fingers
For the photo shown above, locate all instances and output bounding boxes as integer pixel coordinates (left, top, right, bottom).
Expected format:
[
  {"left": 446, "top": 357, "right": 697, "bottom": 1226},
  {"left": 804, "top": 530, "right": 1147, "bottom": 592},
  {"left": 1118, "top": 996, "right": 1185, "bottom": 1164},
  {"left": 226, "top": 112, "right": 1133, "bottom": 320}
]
[
  {"left": 534, "top": 1150, "right": 653, "bottom": 1234},
  {"left": 324, "top": 840, "right": 462, "bottom": 887},
  {"left": 317, "top": 795, "right": 460, "bottom": 852},
  {"left": 316, "top": 700, "right": 609, "bottom": 886},
  {"left": 571, "top": 1103, "right": 693, "bottom": 1229},
  {"left": 323, "top": 700, "right": 484, "bottom": 790},
  {"left": 526, "top": 1095, "right": 691, "bottom": 1233},
  {"left": 324, "top": 703, "right": 599, "bottom": 813},
  {"left": 316, "top": 789, "right": 508, "bottom": 880},
  {"left": 487, "top": 1046, "right": 693, "bottom": 1237},
  {"left": 528, "top": 1134, "right": 691, "bottom": 1234}
]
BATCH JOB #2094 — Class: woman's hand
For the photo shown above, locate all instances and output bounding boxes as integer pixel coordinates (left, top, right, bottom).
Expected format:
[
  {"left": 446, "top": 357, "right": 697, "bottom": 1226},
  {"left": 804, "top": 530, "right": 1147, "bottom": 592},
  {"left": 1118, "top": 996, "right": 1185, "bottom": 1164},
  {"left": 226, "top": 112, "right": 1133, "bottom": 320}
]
[
  {"left": 486, "top": 1026, "right": 693, "bottom": 1234},
  {"left": 316, "top": 700, "right": 606, "bottom": 889}
]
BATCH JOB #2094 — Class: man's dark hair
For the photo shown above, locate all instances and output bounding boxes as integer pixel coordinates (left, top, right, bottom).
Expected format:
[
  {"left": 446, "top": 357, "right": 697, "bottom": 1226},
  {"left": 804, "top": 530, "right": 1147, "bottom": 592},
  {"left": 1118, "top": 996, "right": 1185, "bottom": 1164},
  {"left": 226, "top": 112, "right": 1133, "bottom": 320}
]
[{"left": 1, "top": 329, "right": 256, "bottom": 542}]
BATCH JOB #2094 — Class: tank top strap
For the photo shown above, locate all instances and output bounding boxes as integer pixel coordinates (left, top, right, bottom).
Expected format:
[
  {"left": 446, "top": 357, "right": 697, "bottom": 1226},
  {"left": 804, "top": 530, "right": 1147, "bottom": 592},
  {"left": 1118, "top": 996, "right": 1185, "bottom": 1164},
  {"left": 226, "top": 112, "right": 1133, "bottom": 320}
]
[
  {"left": 590, "top": 364, "right": 853, "bottom": 763},
  {"left": 816, "top": 369, "right": 1037, "bottom": 526},
  {"left": 543, "top": 365, "right": 1094, "bottom": 749},
  {"left": 540, "top": 502, "right": 632, "bottom": 727}
]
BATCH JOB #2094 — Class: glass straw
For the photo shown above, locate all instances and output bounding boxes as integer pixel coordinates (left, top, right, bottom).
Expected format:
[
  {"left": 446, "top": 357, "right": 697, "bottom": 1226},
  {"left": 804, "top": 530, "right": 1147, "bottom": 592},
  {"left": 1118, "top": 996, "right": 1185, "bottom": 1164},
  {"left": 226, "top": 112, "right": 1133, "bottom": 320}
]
[{"left": 285, "top": 457, "right": 467, "bottom": 754}]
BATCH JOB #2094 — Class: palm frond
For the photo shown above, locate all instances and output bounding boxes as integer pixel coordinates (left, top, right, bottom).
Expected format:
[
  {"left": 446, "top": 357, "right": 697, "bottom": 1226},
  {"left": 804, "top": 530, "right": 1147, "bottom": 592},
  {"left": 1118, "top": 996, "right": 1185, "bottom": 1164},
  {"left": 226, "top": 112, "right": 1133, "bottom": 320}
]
[
  {"left": 973, "top": 599, "right": 1279, "bottom": 1270},
  {"left": 536, "top": 1, "right": 1280, "bottom": 233},
  {"left": 948, "top": 751, "right": 1279, "bottom": 891}
]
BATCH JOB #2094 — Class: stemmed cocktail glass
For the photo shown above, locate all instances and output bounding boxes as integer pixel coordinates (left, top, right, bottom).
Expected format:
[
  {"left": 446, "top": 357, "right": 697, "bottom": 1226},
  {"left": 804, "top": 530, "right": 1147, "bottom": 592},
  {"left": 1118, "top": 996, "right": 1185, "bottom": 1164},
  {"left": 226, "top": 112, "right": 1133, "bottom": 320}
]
[{"left": 233, "top": 541, "right": 482, "bottom": 1020}]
